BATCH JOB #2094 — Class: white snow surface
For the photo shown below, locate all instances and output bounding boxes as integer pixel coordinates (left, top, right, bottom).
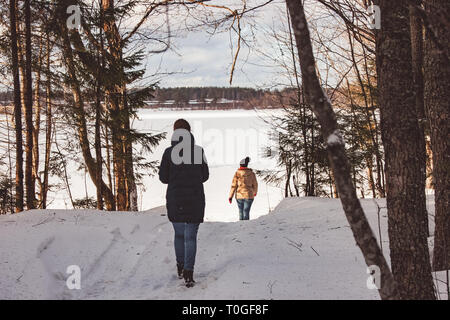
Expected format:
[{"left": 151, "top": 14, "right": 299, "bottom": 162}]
[{"left": 0, "top": 196, "right": 446, "bottom": 300}]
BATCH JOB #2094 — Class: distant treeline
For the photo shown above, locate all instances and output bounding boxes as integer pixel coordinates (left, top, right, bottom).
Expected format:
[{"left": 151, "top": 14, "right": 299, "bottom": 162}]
[
  {"left": 149, "top": 86, "right": 295, "bottom": 109},
  {"left": 153, "top": 87, "right": 267, "bottom": 102},
  {"left": 0, "top": 87, "right": 297, "bottom": 109}
]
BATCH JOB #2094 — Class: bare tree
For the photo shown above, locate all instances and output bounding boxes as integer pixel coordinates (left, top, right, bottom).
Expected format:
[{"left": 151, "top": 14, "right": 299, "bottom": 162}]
[{"left": 285, "top": 0, "right": 398, "bottom": 300}]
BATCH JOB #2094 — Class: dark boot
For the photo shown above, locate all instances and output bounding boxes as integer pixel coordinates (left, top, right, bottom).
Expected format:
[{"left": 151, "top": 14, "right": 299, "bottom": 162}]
[
  {"left": 183, "top": 269, "right": 195, "bottom": 288},
  {"left": 177, "top": 263, "right": 184, "bottom": 279}
]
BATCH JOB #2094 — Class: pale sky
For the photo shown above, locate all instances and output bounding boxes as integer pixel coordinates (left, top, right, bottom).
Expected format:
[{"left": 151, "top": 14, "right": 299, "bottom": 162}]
[
  {"left": 0, "top": 0, "right": 346, "bottom": 91},
  {"left": 137, "top": 0, "right": 346, "bottom": 89},
  {"left": 140, "top": 0, "right": 289, "bottom": 89}
]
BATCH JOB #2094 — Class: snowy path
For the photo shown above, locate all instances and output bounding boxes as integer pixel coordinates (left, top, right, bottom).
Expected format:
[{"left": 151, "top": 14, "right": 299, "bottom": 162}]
[{"left": 0, "top": 197, "right": 443, "bottom": 299}]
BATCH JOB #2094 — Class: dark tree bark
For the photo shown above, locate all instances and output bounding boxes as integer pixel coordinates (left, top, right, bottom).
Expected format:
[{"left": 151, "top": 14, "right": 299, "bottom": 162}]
[
  {"left": 309, "top": 118, "right": 316, "bottom": 196},
  {"left": 33, "top": 37, "right": 44, "bottom": 207},
  {"left": 103, "top": 123, "right": 114, "bottom": 193},
  {"left": 376, "top": 0, "right": 435, "bottom": 299},
  {"left": 42, "top": 34, "right": 52, "bottom": 209},
  {"left": 409, "top": 1, "right": 430, "bottom": 236},
  {"left": 95, "top": 102, "right": 103, "bottom": 210},
  {"left": 24, "top": 0, "right": 35, "bottom": 209},
  {"left": 124, "top": 113, "right": 138, "bottom": 211},
  {"left": 423, "top": 0, "right": 450, "bottom": 271},
  {"left": 94, "top": 62, "right": 103, "bottom": 210},
  {"left": 9, "top": 0, "right": 23, "bottom": 212},
  {"left": 95, "top": 6, "right": 105, "bottom": 210},
  {"left": 102, "top": 0, "right": 128, "bottom": 210},
  {"left": 286, "top": 0, "right": 399, "bottom": 300}
]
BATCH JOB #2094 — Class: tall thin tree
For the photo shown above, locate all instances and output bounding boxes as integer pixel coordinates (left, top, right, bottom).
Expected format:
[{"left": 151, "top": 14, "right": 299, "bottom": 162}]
[
  {"left": 41, "top": 33, "right": 52, "bottom": 209},
  {"left": 409, "top": 0, "right": 429, "bottom": 236},
  {"left": 9, "top": 0, "right": 24, "bottom": 212},
  {"left": 24, "top": 0, "right": 35, "bottom": 209},
  {"left": 102, "top": 0, "right": 127, "bottom": 210},
  {"left": 95, "top": 1, "right": 105, "bottom": 210}
]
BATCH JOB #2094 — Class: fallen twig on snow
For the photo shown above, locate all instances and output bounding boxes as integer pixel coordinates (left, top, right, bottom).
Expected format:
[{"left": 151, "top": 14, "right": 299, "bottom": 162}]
[
  {"left": 311, "top": 246, "right": 320, "bottom": 256},
  {"left": 32, "top": 212, "right": 56, "bottom": 227},
  {"left": 284, "top": 237, "right": 303, "bottom": 252}
]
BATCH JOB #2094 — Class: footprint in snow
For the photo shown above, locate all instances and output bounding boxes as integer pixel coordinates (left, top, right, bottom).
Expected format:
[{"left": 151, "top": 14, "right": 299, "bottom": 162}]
[{"left": 36, "top": 236, "right": 55, "bottom": 257}]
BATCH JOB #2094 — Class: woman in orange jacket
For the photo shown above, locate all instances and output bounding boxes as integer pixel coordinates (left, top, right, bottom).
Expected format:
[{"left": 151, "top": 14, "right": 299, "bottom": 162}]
[{"left": 228, "top": 157, "right": 258, "bottom": 220}]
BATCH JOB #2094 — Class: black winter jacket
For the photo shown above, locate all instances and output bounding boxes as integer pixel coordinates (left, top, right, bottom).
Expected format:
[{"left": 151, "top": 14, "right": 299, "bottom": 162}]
[{"left": 158, "top": 129, "right": 209, "bottom": 223}]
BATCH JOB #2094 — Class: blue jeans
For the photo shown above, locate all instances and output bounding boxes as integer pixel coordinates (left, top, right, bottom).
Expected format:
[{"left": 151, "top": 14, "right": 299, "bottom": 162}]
[
  {"left": 236, "top": 199, "right": 254, "bottom": 220},
  {"left": 172, "top": 222, "right": 200, "bottom": 271}
]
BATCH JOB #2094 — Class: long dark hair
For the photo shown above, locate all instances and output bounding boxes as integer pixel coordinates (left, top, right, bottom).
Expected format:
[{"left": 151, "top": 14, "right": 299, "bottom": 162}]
[{"left": 173, "top": 119, "right": 191, "bottom": 131}]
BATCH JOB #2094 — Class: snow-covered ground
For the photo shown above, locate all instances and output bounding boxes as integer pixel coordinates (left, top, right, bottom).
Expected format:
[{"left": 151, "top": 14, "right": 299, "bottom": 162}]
[{"left": 0, "top": 196, "right": 446, "bottom": 300}]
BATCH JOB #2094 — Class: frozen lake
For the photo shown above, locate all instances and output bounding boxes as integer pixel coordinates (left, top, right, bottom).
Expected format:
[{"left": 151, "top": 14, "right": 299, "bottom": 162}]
[
  {"left": 134, "top": 109, "right": 284, "bottom": 222},
  {"left": 47, "top": 109, "right": 285, "bottom": 222}
]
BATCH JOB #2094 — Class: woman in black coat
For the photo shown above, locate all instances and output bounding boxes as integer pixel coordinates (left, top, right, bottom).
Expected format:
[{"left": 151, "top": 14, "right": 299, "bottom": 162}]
[{"left": 159, "top": 119, "right": 209, "bottom": 287}]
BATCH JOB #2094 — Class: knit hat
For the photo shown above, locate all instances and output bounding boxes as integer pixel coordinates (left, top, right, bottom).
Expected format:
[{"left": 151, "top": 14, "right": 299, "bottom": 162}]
[{"left": 240, "top": 157, "right": 250, "bottom": 167}]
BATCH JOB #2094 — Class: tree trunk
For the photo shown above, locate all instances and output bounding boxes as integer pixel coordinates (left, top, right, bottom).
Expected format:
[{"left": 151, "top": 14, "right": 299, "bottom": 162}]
[
  {"left": 33, "top": 37, "right": 44, "bottom": 207},
  {"left": 366, "top": 158, "right": 377, "bottom": 198},
  {"left": 102, "top": 0, "right": 128, "bottom": 210},
  {"left": 329, "top": 169, "right": 338, "bottom": 199},
  {"left": 95, "top": 83, "right": 104, "bottom": 210},
  {"left": 292, "top": 175, "right": 300, "bottom": 197},
  {"left": 376, "top": 0, "right": 435, "bottom": 299},
  {"left": 3, "top": 105, "right": 14, "bottom": 213},
  {"left": 95, "top": 9, "right": 105, "bottom": 211},
  {"left": 423, "top": 0, "right": 450, "bottom": 271},
  {"left": 42, "top": 34, "right": 52, "bottom": 209},
  {"left": 309, "top": 121, "right": 315, "bottom": 196},
  {"left": 9, "top": 0, "right": 23, "bottom": 212},
  {"left": 24, "top": 0, "right": 35, "bottom": 209},
  {"left": 286, "top": 0, "right": 399, "bottom": 300},
  {"left": 409, "top": 1, "right": 430, "bottom": 236},
  {"left": 122, "top": 85, "right": 138, "bottom": 211},
  {"left": 103, "top": 122, "right": 114, "bottom": 193},
  {"left": 285, "top": 160, "right": 292, "bottom": 197},
  {"left": 124, "top": 115, "right": 138, "bottom": 211}
]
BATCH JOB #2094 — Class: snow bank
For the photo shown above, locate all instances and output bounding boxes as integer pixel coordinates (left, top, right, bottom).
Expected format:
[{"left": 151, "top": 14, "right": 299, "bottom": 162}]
[{"left": 0, "top": 197, "right": 445, "bottom": 300}]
